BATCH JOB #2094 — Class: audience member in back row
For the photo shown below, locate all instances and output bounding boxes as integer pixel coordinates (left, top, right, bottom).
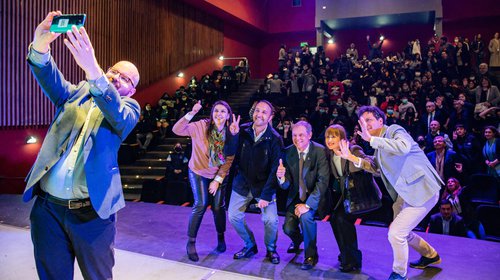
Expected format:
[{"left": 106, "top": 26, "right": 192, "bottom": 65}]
[{"left": 172, "top": 100, "right": 240, "bottom": 262}]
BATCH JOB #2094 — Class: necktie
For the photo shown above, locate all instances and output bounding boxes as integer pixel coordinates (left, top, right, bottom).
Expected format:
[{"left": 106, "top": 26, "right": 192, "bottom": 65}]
[
  {"left": 299, "top": 152, "right": 307, "bottom": 201},
  {"left": 436, "top": 154, "right": 444, "bottom": 180}
]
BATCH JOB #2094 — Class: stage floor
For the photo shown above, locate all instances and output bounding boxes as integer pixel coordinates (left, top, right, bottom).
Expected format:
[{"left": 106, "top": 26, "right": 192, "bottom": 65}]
[{"left": 0, "top": 194, "right": 499, "bottom": 280}]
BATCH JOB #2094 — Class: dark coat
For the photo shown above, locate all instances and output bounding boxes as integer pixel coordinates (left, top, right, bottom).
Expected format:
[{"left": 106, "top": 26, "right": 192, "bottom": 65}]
[
  {"left": 231, "top": 123, "right": 284, "bottom": 201},
  {"left": 428, "top": 213, "right": 468, "bottom": 237}
]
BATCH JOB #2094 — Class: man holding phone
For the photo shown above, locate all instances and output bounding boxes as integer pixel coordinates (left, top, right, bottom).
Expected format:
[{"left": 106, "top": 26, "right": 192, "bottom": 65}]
[{"left": 24, "top": 11, "right": 140, "bottom": 279}]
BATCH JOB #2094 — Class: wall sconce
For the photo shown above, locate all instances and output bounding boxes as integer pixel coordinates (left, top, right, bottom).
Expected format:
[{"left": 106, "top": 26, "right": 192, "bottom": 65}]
[
  {"left": 177, "top": 72, "right": 184, "bottom": 78},
  {"left": 327, "top": 38, "right": 334, "bottom": 44},
  {"left": 218, "top": 55, "right": 224, "bottom": 61},
  {"left": 26, "top": 135, "right": 37, "bottom": 144},
  {"left": 379, "top": 35, "right": 385, "bottom": 41}
]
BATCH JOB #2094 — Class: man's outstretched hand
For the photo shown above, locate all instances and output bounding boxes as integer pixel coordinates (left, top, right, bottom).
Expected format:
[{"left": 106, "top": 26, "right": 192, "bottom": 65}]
[
  {"left": 32, "top": 11, "right": 62, "bottom": 53},
  {"left": 63, "top": 25, "right": 102, "bottom": 80}
]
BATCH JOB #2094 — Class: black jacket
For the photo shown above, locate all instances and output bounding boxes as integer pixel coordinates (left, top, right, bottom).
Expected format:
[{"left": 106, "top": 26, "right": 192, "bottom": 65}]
[{"left": 231, "top": 122, "right": 283, "bottom": 201}]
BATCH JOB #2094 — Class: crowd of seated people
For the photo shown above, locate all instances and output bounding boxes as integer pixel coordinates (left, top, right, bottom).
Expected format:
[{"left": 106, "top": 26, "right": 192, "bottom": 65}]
[{"left": 262, "top": 33, "right": 499, "bottom": 238}]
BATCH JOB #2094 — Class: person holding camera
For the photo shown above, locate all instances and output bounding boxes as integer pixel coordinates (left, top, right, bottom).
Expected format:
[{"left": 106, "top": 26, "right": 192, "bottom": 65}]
[{"left": 23, "top": 11, "right": 141, "bottom": 279}]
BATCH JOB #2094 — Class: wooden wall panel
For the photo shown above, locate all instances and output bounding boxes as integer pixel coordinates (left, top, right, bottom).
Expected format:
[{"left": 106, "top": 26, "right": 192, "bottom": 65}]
[{"left": 0, "top": 0, "right": 223, "bottom": 127}]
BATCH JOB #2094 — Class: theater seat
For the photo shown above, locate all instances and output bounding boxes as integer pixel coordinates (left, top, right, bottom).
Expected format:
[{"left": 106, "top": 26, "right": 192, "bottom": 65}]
[
  {"left": 463, "top": 174, "right": 499, "bottom": 208},
  {"left": 476, "top": 205, "right": 500, "bottom": 242}
]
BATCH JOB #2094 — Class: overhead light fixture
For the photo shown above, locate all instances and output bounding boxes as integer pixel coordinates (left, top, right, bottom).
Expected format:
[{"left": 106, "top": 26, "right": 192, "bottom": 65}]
[
  {"left": 322, "top": 6, "right": 326, "bottom": 9},
  {"left": 327, "top": 38, "right": 334, "bottom": 44},
  {"left": 379, "top": 35, "right": 385, "bottom": 41},
  {"left": 25, "top": 135, "right": 37, "bottom": 144},
  {"left": 218, "top": 55, "right": 224, "bottom": 61},
  {"left": 177, "top": 72, "right": 184, "bottom": 78}
]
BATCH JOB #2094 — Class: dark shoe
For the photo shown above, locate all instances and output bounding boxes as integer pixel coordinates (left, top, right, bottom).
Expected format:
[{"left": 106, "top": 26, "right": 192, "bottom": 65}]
[
  {"left": 266, "top": 251, "right": 280, "bottom": 264},
  {"left": 286, "top": 242, "right": 300, "bottom": 254},
  {"left": 409, "top": 254, "right": 441, "bottom": 269},
  {"left": 216, "top": 233, "right": 226, "bottom": 253},
  {"left": 233, "top": 246, "right": 258, "bottom": 259},
  {"left": 388, "top": 272, "right": 407, "bottom": 280},
  {"left": 300, "top": 256, "right": 318, "bottom": 270},
  {"left": 339, "top": 263, "right": 360, "bottom": 273},
  {"left": 186, "top": 241, "right": 199, "bottom": 262},
  {"left": 216, "top": 241, "right": 226, "bottom": 253}
]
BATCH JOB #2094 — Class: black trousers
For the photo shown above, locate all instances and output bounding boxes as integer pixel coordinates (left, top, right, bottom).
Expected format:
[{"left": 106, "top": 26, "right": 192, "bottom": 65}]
[
  {"left": 330, "top": 203, "right": 362, "bottom": 267},
  {"left": 187, "top": 170, "right": 226, "bottom": 238}
]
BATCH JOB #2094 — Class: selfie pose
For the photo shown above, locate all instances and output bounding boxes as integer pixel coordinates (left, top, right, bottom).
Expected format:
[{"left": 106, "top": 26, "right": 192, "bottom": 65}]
[{"left": 24, "top": 11, "right": 140, "bottom": 279}]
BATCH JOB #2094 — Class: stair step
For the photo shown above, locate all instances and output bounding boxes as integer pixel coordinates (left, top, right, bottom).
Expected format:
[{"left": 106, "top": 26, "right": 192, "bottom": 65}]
[
  {"left": 135, "top": 158, "right": 170, "bottom": 167},
  {"left": 121, "top": 175, "right": 163, "bottom": 185},
  {"left": 120, "top": 166, "right": 165, "bottom": 176}
]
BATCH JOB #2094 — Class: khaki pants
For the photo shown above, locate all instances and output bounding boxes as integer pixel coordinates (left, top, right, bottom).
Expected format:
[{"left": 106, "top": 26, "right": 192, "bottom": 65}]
[{"left": 389, "top": 194, "right": 439, "bottom": 276}]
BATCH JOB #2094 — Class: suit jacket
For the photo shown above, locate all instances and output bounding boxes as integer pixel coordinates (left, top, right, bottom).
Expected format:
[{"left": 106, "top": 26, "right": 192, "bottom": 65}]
[
  {"left": 23, "top": 56, "right": 140, "bottom": 219},
  {"left": 428, "top": 213, "right": 468, "bottom": 237},
  {"left": 363, "top": 125, "right": 443, "bottom": 207},
  {"left": 419, "top": 110, "right": 446, "bottom": 136},
  {"left": 426, "top": 149, "right": 461, "bottom": 181},
  {"left": 279, "top": 141, "right": 329, "bottom": 210}
]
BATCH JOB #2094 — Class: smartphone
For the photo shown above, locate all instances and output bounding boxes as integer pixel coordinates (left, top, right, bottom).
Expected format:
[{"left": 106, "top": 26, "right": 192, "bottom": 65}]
[{"left": 50, "top": 14, "right": 86, "bottom": 33}]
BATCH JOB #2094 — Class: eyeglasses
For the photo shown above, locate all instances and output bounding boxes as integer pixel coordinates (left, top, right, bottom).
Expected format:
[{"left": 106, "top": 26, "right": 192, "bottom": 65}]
[{"left": 107, "top": 68, "right": 134, "bottom": 87}]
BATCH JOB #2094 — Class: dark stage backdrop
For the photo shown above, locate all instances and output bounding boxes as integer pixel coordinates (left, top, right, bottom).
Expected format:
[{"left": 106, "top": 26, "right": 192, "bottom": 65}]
[{"left": 0, "top": 0, "right": 223, "bottom": 127}]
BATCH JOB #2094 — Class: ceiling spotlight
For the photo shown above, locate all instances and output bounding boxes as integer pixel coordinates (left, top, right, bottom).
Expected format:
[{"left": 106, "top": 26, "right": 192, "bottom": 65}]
[
  {"left": 322, "top": 6, "right": 326, "bottom": 9},
  {"left": 218, "top": 55, "right": 224, "bottom": 61},
  {"left": 379, "top": 35, "right": 385, "bottom": 41},
  {"left": 177, "top": 72, "right": 184, "bottom": 78},
  {"left": 327, "top": 38, "right": 334, "bottom": 44},
  {"left": 25, "top": 135, "right": 37, "bottom": 144}
]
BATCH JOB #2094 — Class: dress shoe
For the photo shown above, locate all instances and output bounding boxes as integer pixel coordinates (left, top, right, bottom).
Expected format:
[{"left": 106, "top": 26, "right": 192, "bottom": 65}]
[
  {"left": 339, "top": 263, "right": 360, "bottom": 273},
  {"left": 300, "top": 256, "right": 318, "bottom": 270},
  {"left": 388, "top": 272, "right": 407, "bottom": 280},
  {"left": 233, "top": 246, "right": 258, "bottom": 259},
  {"left": 409, "top": 254, "right": 441, "bottom": 269},
  {"left": 286, "top": 242, "right": 300, "bottom": 254},
  {"left": 266, "top": 251, "right": 280, "bottom": 264}
]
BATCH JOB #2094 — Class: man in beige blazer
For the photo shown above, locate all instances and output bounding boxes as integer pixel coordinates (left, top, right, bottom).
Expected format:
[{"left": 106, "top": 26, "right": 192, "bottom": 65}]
[{"left": 356, "top": 106, "right": 444, "bottom": 280}]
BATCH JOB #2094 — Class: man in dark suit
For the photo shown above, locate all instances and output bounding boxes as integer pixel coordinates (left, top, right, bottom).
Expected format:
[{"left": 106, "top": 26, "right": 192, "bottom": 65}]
[
  {"left": 428, "top": 200, "right": 469, "bottom": 237},
  {"left": 24, "top": 12, "right": 140, "bottom": 279},
  {"left": 276, "top": 121, "right": 329, "bottom": 270},
  {"left": 419, "top": 101, "right": 448, "bottom": 136},
  {"left": 426, "top": 136, "right": 465, "bottom": 182}
]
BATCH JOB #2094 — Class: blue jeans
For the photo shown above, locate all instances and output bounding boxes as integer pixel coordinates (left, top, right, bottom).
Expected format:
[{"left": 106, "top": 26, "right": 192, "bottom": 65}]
[
  {"left": 228, "top": 190, "right": 278, "bottom": 252},
  {"left": 30, "top": 196, "right": 116, "bottom": 280}
]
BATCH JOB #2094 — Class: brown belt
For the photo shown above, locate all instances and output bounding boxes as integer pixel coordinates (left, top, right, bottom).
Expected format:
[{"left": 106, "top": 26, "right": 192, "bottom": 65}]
[{"left": 39, "top": 190, "right": 92, "bottom": 210}]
